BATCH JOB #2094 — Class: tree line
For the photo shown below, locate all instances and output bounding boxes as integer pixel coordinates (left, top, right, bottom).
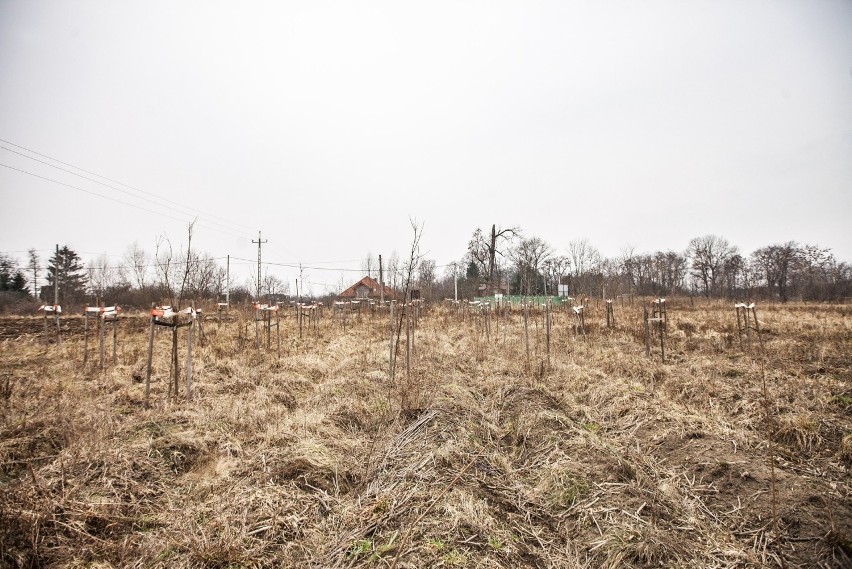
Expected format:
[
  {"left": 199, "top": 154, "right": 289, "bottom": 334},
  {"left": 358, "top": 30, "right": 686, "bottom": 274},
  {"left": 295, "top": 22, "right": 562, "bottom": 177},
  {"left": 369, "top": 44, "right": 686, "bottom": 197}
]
[
  {"left": 414, "top": 227, "right": 850, "bottom": 303},
  {"left": 1, "top": 228, "right": 849, "bottom": 313}
]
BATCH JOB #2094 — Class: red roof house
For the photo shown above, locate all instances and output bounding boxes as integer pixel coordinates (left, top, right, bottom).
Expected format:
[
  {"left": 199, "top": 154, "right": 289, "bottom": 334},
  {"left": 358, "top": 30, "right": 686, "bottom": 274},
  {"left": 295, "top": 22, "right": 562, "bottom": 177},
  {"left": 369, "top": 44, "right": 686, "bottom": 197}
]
[{"left": 337, "top": 276, "right": 399, "bottom": 301}]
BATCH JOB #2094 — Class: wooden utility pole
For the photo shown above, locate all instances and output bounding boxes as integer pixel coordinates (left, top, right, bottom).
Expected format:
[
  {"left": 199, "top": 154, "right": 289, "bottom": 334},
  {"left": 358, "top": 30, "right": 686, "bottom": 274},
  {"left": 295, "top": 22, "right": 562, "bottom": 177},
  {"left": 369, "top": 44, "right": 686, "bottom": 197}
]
[
  {"left": 298, "top": 263, "right": 304, "bottom": 306},
  {"left": 225, "top": 254, "right": 230, "bottom": 305},
  {"left": 54, "top": 244, "right": 61, "bottom": 345},
  {"left": 54, "top": 244, "right": 59, "bottom": 307},
  {"left": 31, "top": 254, "right": 38, "bottom": 301},
  {"left": 252, "top": 231, "right": 267, "bottom": 300}
]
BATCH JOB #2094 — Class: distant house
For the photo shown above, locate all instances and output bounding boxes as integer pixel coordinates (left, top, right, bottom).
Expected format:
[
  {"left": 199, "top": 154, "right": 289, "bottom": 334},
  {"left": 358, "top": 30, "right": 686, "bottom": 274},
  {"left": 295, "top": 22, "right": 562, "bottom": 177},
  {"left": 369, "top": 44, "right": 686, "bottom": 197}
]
[{"left": 338, "top": 276, "right": 399, "bottom": 301}]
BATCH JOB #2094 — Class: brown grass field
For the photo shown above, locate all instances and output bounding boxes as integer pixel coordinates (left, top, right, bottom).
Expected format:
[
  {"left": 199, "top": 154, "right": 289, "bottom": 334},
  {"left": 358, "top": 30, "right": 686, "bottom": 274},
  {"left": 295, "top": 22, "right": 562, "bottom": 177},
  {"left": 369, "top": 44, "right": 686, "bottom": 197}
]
[{"left": 0, "top": 300, "right": 850, "bottom": 568}]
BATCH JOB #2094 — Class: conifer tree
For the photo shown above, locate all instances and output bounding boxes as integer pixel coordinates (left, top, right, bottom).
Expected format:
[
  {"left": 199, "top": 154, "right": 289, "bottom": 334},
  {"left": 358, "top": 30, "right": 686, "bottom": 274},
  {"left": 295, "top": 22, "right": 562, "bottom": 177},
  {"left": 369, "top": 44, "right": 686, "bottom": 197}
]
[{"left": 43, "top": 246, "right": 87, "bottom": 305}]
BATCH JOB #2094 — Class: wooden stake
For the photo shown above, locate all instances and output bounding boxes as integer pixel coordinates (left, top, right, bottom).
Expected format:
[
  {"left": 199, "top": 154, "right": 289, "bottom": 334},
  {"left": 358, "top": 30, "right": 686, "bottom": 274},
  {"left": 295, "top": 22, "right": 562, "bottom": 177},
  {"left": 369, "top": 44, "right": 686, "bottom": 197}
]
[
  {"left": 54, "top": 310, "right": 61, "bottom": 346},
  {"left": 503, "top": 298, "right": 508, "bottom": 344},
  {"left": 389, "top": 301, "right": 395, "bottom": 382},
  {"left": 546, "top": 299, "right": 551, "bottom": 371},
  {"left": 744, "top": 305, "right": 752, "bottom": 352},
  {"left": 523, "top": 302, "right": 530, "bottom": 373},
  {"left": 99, "top": 304, "right": 105, "bottom": 370},
  {"left": 171, "top": 323, "right": 179, "bottom": 398},
  {"left": 83, "top": 305, "right": 89, "bottom": 366},
  {"left": 145, "top": 304, "right": 155, "bottom": 406},
  {"left": 197, "top": 311, "right": 205, "bottom": 347},
  {"left": 266, "top": 309, "right": 271, "bottom": 350},
  {"left": 406, "top": 303, "right": 411, "bottom": 380},
  {"left": 255, "top": 305, "right": 261, "bottom": 348},
  {"left": 186, "top": 304, "right": 193, "bottom": 400},
  {"left": 736, "top": 305, "right": 744, "bottom": 351}
]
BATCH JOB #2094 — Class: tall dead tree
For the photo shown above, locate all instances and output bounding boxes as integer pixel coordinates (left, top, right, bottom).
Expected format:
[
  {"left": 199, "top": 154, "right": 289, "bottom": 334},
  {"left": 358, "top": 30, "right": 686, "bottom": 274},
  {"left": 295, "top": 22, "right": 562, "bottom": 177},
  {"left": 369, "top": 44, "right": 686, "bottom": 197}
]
[
  {"left": 487, "top": 224, "right": 519, "bottom": 288},
  {"left": 468, "top": 224, "right": 519, "bottom": 292}
]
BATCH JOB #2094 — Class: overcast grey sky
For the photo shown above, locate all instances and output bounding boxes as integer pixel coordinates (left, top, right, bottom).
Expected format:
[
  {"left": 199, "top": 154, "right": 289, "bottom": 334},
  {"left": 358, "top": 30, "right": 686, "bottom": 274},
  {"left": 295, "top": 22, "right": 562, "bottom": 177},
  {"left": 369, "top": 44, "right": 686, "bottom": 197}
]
[{"left": 1, "top": 1, "right": 851, "bottom": 295}]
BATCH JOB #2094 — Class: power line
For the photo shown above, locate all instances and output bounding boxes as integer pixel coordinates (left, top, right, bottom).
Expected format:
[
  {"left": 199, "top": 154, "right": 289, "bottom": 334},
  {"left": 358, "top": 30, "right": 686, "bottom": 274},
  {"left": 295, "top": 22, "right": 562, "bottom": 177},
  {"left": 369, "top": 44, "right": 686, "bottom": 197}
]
[
  {"left": 230, "top": 256, "right": 365, "bottom": 273},
  {"left": 0, "top": 162, "right": 247, "bottom": 240},
  {"left": 0, "top": 137, "right": 256, "bottom": 234},
  {"left": 265, "top": 239, "right": 299, "bottom": 260},
  {"left": 81, "top": 255, "right": 230, "bottom": 271},
  {"left": 1, "top": 144, "right": 253, "bottom": 239},
  {"left": 1, "top": 162, "right": 191, "bottom": 223}
]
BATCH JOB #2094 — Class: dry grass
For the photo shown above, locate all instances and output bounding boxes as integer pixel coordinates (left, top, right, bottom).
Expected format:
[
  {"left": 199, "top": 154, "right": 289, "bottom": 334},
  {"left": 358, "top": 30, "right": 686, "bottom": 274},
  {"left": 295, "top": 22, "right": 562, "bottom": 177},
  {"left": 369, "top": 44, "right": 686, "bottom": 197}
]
[{"left": 0, "top": 300, "right": 850, "bottom": 568}]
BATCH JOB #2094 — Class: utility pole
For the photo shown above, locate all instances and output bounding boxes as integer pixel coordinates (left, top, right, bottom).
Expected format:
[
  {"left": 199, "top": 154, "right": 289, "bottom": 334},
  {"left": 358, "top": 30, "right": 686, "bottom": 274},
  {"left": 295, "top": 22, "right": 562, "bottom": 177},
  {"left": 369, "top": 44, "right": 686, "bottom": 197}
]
[
  {"left": 299, "top": 263, "right": 304, "bottom": 304},
  {"left": 252, "top": 231, "right": 267, "bottom": 300},
  {"left": 225, "top": 254, "right": 230, "bottom": 305},
  {"left": 54, "top": 244, "right": 60, "bottom": 345},
  {"left": 29, "top": 250, "right": 38, "bottom": 300},
  {"left": 379, "top": 254, "right": 384, "bottom": 304},
  {"left": 54, "top": 244, "right": 59, "bottom": 307}
]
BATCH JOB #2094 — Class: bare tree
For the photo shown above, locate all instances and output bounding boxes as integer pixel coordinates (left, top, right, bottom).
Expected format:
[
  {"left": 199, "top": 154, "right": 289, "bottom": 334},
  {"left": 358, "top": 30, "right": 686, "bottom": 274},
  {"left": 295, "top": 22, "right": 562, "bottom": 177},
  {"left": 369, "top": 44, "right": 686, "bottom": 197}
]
[
  {"left": 486, "top": 224, "right": 519, "bottom": 285},
  {"left": 174, "top": 220, "right": 197, "bottom": 308},
  {"left": 567, "top": 239, "right": 602, "bottom": 296},
  {"left": 417, "top": 259, "right": 436, "bottom": 299},
  {"left": 467, "top": 224, "right": 520, "bottom": 287},
  {"left": 87, "top": 254, "right": 117, "bottom": 300},
  {"left": 510, "top": 237, "right": 552, "bottom": 295},
  {"left": 568, "top": 238, "right": 601, "bottom": 277},
  {"left": 687, "top": 235, "right": 737, "bottom": 297},
  {"left": 651, "top": 250, "right": 688, "bottom": 295},
  {"left": 466, "top": 228, "right": 489, "bottom": 280},
  {"left": 361, "top": 251, "right": 377, "bottom": 278},
  {"left": 720, "top": 253, "right": 747, "bottom": 298},
  {"left": 124, "top": 241, "right": 149, "bottom": 290},
  {"left": 599, "top": 256, "right": 624, "bottom": 298},
  {"left": 387, "top": 251, "right": 400, "bottom": 292},
  {"left": 793, "top": 244, "right": 834, "bottom": 300},
  {"left": 336, "top": 273, "right": 348, "bottom": 296},
  {"left": 187, "top": 253, "right": 218, "bottom": 300},
  {"left": 155, "top": 234, "right": 180, "bottom": 306},
  {"left": 751, "top": 242, "right": 801, "bottom": 301},
  {"left": 391, "top": 219, "right": 424, "bottom": 384},
  {"left": 262, "top": 270, "right": 288, "bottom": 300},
  {"left": 617, "top": 246, "right": 639, "bottom": 295},
  {"left": 541, "top": 255, "right": 570, "bottom": 295},
  {"left": 212, "top": 264, "right": 228, "bottom": 300}
]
